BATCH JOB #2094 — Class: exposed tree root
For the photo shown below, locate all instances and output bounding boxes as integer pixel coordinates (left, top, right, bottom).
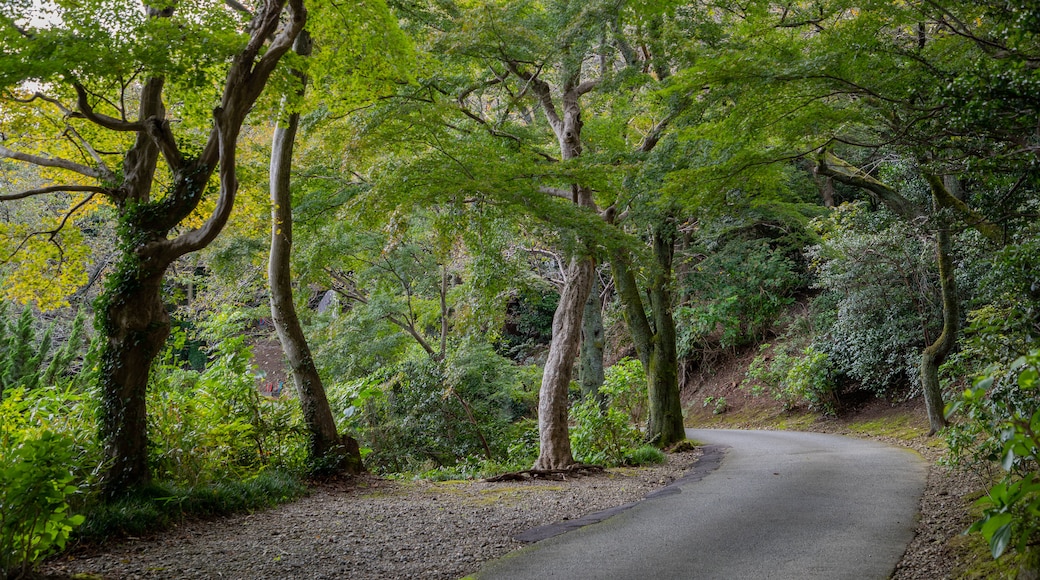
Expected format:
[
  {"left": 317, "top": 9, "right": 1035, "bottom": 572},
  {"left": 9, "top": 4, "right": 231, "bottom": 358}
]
[{"left": 484, "top": 464, "right": 604, "bottom": 482}]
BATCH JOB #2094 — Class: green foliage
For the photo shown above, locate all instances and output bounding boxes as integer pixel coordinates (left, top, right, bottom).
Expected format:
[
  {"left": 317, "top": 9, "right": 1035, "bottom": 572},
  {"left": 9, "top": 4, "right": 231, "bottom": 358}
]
[
  {"left": 949, "top": 350, "right": 1040, "bottom": 563},
  {"left": 676, "top": 237, "right": 802, "bottom": 355},
  {"left": 808, "top": 203, "right": 938, "bottom": 396},
  {"left": 0, "top": 302, "right": 85, "bottom": 400},
  {"left": 0, "top": 428, "right": 85, "bottom": 578},
  {"left": 702, "top": 396, "right": 727, "bottom": 415},
  {"left": 571, "top": 358, "right": 648, "bottom": 466},
  {"left": 625, "top": 445, "right": 667, "bottom": 466},
  {"left": 570, "top": 397, "right": 643, "bottom": 466},
  {"left": 326, "top": 337, "right": 529, "bottom": 475},
  {"left": 601, "top": 358, "right": 648, "bottom": 425},
  {"left": 148, "top": 310, "right": 308, "bottom": 486},
  {"left": 945, "top": 236, "right": 1040, "bottom": 383},
  {"left": 742, "top": 343, "right": 836, "bottom": 414},
  {"left": 76, "top": 470, "right": 306, "bottom": 541}
]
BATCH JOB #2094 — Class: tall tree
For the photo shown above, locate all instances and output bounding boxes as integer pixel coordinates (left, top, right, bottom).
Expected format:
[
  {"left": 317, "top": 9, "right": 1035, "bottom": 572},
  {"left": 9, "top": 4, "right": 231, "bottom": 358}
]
[
  {"left": 1, "top": 0, "right": 306, "bottom": 495},
  {"left": 661, "top": 0, "right": 1035, "bottom": 434},
  {"left": 268, "top": 31, "right": 363, "bottom": 474}
]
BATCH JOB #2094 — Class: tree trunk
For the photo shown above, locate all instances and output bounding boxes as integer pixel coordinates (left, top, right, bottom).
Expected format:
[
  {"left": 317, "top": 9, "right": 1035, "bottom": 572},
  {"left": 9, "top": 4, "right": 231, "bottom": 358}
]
[
  {"left": 533, "top": 255, "right": 595, "bottom": 470},
  {"left": 646, "top": 227, "right": 684, "bottom": 446},
  {"left": 919, "top": 218, "right": 956, "bottom": 435},
  {"left": 268, "top": 33, "right": 363, "bottom": 474},
  {"left": 97, "top": 260, "right": 170, "bottom": 497},
  {"left": 611, "top": 222, "right": 685, "bottom": 447},
  {"left": 579, "top": 274, "right": 605, "bottom": 404}
]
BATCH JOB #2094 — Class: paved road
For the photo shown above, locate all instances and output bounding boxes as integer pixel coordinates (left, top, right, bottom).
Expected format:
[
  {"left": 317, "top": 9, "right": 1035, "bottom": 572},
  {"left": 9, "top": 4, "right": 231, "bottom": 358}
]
[{"left": 473, "top": 429, "right": 927, "bottom": 580}]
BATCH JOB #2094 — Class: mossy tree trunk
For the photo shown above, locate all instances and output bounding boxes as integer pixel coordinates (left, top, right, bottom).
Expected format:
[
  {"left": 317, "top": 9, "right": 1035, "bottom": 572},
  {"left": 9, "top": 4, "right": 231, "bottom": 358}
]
[
  {"left": 919, "top": 199, "right": 957, "bottom": 435},
  {"left": 579, "top": 273, "right": 606, "bottom": 405},
  {"left": 612, "top": 220, "right": 685, "bottom": 447}
]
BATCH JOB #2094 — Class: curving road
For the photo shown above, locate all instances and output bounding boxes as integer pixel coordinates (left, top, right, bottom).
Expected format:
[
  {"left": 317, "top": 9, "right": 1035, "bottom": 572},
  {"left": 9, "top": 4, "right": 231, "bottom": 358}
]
[{"left": 473, "top": 429, "right": 927, "bottom": 580}]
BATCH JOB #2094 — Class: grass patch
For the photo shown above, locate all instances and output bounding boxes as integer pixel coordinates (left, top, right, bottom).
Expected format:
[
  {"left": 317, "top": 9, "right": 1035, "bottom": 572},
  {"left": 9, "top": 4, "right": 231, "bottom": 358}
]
[
  {"left": 76, "top": 470, "right": 306, "bottom": 542},
  {"left": 845, "top": 414, "right": 927, "bottom": 441},
  {"left": 626, "top": 445, "right": 666, "bottom": 466}
]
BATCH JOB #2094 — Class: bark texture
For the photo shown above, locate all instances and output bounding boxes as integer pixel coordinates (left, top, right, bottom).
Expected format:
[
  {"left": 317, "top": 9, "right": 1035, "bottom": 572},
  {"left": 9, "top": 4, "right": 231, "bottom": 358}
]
[
  {"left": 579, "top": 274, "right": 606, "bottom": 404},
  {"left": 268, "top": 35, "right": 362, "bottom": 474},
  {"left": 611, "top": 222, "right": 685, "bottom": 447},
  {"left": 533, "top": 255, "right": 596, "bottom": 470}
]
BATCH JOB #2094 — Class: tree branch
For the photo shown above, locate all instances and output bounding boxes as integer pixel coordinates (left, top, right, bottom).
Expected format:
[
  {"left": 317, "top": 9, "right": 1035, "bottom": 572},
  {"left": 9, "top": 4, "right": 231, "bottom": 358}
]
[
  {"left": 0, "top": 184, "right": 111, "bottom": 202},
  {"left": 815, "top": 151, "right": 924, "bottom": 221},
  {"left": 74, "top": 83, "right": 146, "bottom": 131},
  {"left": 0, "top": 145, "right": 102, "bottom": 179}
]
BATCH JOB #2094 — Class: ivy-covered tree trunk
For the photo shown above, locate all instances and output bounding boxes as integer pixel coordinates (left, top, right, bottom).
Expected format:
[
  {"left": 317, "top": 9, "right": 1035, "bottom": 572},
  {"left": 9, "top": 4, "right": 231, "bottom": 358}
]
[
  {"left": 88, "top": 1, "right": 306, "bottom": 496},
  {"left": 97, "top": 262, "right": 170, "bottom": 495},
  {"left": 268, "top": 32, "right": 362, "bottom": 474},
  {"left": 579, "top": 274, "right": 605, "bottom": 404},
  {"left": 534, "top": 254, "right": 595, "bottom": 470},
  {"left": 919, "top": 213, "right": 956, "bottom": 435}
]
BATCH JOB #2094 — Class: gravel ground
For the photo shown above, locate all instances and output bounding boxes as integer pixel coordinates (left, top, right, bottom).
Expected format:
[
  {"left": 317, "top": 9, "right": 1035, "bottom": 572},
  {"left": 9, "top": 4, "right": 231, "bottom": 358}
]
[
  {"left": 41, "top": 430, "right": 985, "bottom": 580},
  {"left": 42, "top": 451, "right": 702, "bottom": 580}
]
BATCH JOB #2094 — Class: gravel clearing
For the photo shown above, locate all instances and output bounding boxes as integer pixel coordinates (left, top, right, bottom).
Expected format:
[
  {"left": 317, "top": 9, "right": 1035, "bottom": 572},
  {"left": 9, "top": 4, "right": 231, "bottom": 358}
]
[{"left": 43, "top": 451, "right": 702, "bottom": 579}]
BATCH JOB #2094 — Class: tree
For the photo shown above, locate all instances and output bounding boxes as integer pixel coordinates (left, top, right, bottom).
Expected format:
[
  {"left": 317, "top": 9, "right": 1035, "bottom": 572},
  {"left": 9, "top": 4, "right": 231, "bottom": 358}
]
[
  {"left": 268, "top": 32, "right": 363, "bottom": 474},
  {"left": 1, "top": 0, "right": 306, "bottom": 496},
  {"left": 658, "top": 0, "right": 1035, "bottom": 433}
]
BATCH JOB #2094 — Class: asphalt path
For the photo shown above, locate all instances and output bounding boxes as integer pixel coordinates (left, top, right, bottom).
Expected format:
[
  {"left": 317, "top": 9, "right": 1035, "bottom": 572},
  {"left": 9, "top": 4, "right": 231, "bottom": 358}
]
[{"left": 472, "top": 429, "right": 927, "bottom": 580}]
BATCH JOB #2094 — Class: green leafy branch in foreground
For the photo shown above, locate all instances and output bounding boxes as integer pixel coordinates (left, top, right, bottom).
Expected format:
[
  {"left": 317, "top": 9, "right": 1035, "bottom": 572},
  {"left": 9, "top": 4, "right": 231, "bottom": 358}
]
[{"left": 949, "top": 349, "right": 1040, "bottom": 567}]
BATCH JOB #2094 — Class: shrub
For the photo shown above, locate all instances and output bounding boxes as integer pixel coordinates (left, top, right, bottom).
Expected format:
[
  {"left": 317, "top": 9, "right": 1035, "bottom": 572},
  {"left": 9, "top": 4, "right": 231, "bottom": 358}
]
[
  {"left": 742, "top": 344, "right": 836, "bottom": 414},
  {"left": 570, "top": 397, "right": 642, "bottom": 465},
  {"left": 626, "top": 445, "right": 666, "bottom": 466},
  {"left": 677, "top": 237, "right": 802, "bottom": 354},
  {"left": 808, "top": 203, "right": 938, "bottom": 396},
  {"left": 948, "top": 350, "right": 1040, "bottom": 571},
  {"left": 0, "top": 430, "right": 85, "bottom": 578}
]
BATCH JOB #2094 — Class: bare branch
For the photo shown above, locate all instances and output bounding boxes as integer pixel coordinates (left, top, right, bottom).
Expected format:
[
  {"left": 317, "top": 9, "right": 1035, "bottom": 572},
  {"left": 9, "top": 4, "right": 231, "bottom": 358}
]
[
  {"left": 74, "top": 83, "right": 145, "bottom": 131},
  {"left": 0, "top": 144, "right": 102, "bottom": 179},
  {"left": 0, "top": 184, "right": 111, "bottom": 202}
]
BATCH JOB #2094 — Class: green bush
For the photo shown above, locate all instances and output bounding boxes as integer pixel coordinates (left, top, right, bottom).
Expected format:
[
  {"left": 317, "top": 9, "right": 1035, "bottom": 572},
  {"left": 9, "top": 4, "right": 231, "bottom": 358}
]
[
  {"left": 327, "top": 337, "right": 526, "bottom": 475},
  {"left": 677, "top": 238, "right": 802, "bottom": 354},
  {"left": 808, "top": 203, "right": 938, "bottom": 396},
  {"left": 601, "top": 358, "right": 647, "bottom": 425},
  {"left": 0, "top": 430, "right": 85, "bottom": 578},
  {"left": 148, "top": 311, "right": 308, "bottom": 486},
  {"left": 626, "top": 445, "right": 666, "bottom": 466},
  {"left": 742, "top": 344, "right": 836, "bottom": 414},
  {"left": 570, "top": 397, "right": 642, "bottom": 465},
  {"left": 785, "top": 346, "right": 837, "bottom": 415},
  {"left": 948, "top": 349, "right": 1040, "bottom": 571}
]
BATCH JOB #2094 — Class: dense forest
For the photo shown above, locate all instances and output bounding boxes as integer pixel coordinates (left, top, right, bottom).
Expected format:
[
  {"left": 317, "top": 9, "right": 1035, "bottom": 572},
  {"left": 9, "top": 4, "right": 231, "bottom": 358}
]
[{"left": 1, "top": 0, "right": 1038, "bottom": 576}]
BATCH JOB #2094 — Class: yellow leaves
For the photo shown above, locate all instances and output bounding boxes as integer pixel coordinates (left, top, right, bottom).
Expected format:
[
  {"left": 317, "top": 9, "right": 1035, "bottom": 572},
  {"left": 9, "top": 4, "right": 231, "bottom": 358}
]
[
  {"left": 0, "top": 193, "right": 95, "bottom": 311},
  {"left": 1, "top": 224, "right": 90, "bottom": 311}
]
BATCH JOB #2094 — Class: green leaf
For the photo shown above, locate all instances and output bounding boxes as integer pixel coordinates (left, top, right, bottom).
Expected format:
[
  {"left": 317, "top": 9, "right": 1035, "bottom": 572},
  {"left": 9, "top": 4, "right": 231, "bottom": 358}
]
[{"left": 990, "top": 522, "right": 1012, "bottom": 559}]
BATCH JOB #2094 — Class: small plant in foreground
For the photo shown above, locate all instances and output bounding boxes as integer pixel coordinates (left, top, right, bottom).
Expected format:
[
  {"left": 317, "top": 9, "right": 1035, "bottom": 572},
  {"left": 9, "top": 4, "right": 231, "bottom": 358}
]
[
  {"left": 626, "top": 445, "right": 666, "bottom": 466},
  {"left": 702, "top": 396, "right": 727, "bottom": 415},
  {"left": 0, "top": 430, "right": 85, "bottom": 579},
  {"left": 948, "top": 349, "right": 1040, "bottom": 575}
]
